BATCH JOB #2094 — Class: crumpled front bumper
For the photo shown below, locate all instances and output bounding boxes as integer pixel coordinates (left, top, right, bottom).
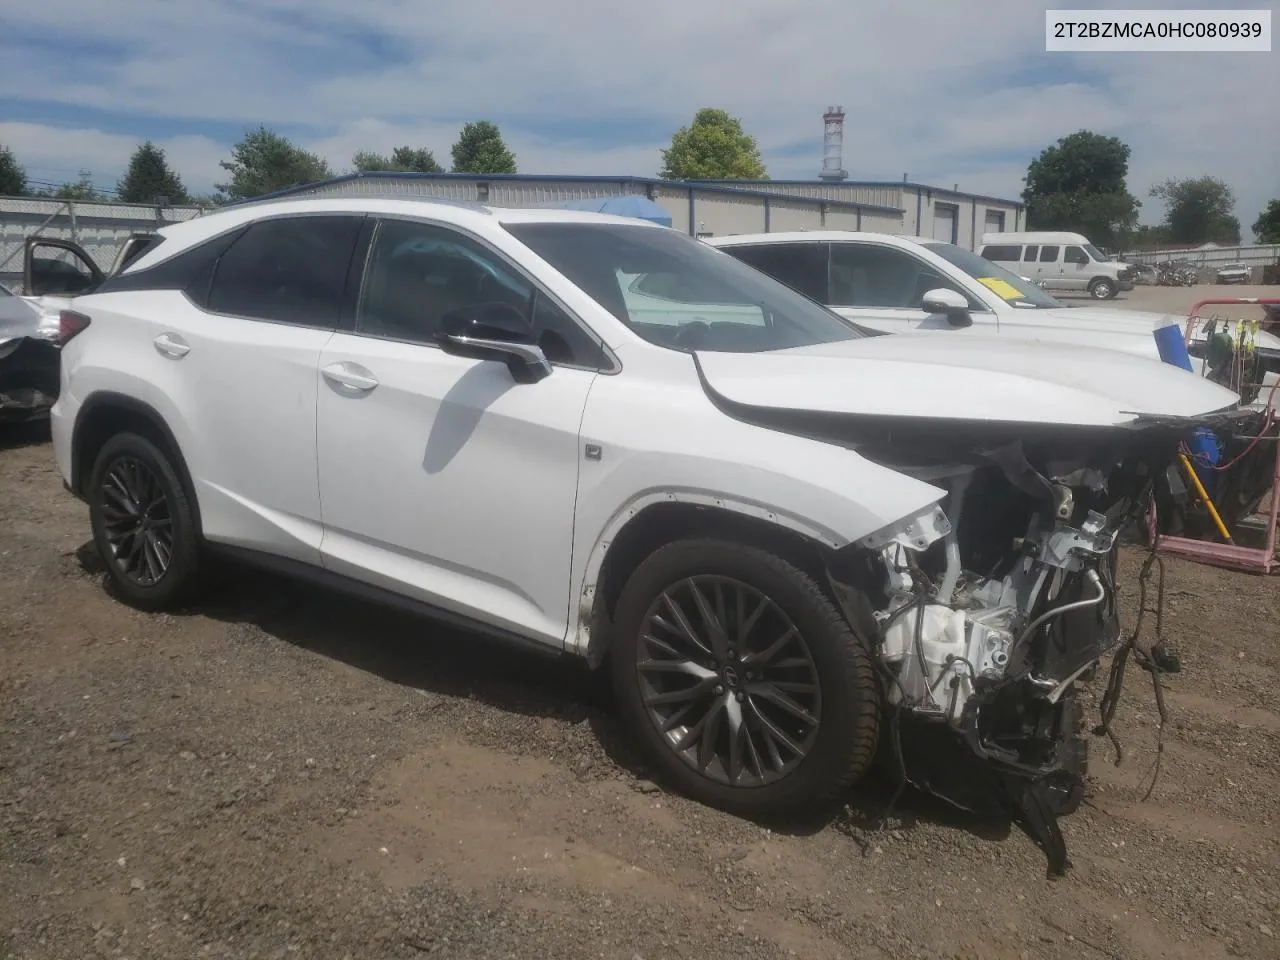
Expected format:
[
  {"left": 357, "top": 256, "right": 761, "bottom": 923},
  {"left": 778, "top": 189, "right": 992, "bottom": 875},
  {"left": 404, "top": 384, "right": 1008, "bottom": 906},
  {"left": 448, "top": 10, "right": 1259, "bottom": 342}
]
[{"left": 0, "top": 337, "right": 60, "bottom": 423}]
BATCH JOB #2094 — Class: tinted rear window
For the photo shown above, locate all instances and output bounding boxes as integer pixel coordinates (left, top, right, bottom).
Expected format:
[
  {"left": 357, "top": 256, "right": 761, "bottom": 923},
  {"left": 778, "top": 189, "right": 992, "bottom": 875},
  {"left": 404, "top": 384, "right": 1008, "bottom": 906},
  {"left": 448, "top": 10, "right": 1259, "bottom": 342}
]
[{"left": 207, "top": 216, "right": 363, "bottom": 327}]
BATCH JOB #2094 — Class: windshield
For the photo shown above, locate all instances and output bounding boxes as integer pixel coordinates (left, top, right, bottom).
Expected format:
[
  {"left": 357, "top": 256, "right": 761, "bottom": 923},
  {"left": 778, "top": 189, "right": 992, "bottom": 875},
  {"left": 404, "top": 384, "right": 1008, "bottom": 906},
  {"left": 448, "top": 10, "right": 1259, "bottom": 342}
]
[
  {"left": 504, "top": 222, "right": 866, "bottom": 353},
  {"left": 1083, "top": 243, "right": 1106, "bottom": 261},
  {"left": 921, "top": 242, "right": 1064, "bottom": 309}
]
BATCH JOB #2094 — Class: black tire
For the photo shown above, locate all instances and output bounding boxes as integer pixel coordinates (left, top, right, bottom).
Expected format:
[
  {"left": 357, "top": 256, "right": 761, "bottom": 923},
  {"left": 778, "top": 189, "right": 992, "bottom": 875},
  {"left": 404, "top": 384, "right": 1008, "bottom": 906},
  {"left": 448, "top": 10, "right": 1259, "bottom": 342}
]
[
  {"left": 1088, "top": 277, "right": 1116, "bottom": 300},
  {"left": 88, "top": 431, "right": 203, "bottom": 610},
  {"left": 609, "top": 538, "right": 880, "bottom": 822}
]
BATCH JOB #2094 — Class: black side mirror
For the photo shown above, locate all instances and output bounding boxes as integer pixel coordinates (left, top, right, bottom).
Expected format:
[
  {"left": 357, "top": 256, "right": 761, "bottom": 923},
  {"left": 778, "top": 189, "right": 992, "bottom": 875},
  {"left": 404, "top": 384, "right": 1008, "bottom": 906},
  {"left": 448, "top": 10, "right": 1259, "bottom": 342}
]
[{"left": 435, "top": 302, "right": 552, "bottom": 384}]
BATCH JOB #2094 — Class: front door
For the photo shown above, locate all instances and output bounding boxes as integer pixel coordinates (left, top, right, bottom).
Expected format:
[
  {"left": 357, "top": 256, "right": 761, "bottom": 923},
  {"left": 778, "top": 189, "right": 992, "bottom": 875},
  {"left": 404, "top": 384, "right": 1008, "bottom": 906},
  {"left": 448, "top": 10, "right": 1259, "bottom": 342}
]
[
  {"left": 1061, "top": 245, "right": 1092, "bottom": 291},
  {"left": 315, "top": 216, "right": 608, "bottom": 648},
  {"left": 826, "top": 241, "right": 998, "bottom": 336}
]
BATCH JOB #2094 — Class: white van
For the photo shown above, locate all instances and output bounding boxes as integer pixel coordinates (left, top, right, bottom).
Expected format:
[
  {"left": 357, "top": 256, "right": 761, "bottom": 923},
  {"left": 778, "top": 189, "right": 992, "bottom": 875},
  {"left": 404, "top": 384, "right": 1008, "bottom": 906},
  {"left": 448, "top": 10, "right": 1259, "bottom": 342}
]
[{"left": 978, "top": 231, "right": 1132, "bottom": 300}]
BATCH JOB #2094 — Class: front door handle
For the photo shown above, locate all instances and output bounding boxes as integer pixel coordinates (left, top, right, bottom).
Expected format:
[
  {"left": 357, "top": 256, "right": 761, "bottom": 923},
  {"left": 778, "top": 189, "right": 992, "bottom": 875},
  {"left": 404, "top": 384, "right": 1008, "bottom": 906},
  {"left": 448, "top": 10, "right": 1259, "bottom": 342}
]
[
  {"left": 321, "top": 362, "right": 379, "bottom": 393},
  {"left": 153, "top": 333, "right": 190, "bottom": 360}
]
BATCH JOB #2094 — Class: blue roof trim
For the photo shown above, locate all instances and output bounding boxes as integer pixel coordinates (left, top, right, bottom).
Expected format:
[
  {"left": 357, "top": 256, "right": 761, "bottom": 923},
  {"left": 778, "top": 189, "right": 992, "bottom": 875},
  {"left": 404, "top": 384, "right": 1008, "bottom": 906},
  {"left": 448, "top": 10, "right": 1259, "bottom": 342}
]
[
  {"left": 235, "top": 172, "right": 905, "bottom": 215},
  {"left": 688, "top": 178, "right": 1024, "bottom": 209}
]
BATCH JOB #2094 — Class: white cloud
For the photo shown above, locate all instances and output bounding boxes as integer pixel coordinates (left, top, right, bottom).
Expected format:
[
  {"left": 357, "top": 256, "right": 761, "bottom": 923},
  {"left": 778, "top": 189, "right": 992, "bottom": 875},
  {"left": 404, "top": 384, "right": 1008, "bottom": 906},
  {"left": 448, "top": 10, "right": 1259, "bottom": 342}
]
[{"left": 2, "top": 0, "right": 1277, "bottom": 235}]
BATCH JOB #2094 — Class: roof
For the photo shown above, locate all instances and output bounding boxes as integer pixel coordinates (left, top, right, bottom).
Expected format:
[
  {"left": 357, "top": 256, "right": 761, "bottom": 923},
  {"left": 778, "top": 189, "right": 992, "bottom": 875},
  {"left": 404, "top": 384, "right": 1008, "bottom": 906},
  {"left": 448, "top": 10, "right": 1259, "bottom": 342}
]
[
  {"left": 705, "top": 230, "right": 935, "bottom": 246},
  {"left": 236, "top": 171, "right": 905, "bottom": 215},
  {"left": 534, "top": 194, "right": 673, "bottom": 226},
  {"left": 687, "top": 178, "right": 1024, "bottom": 209},
  {"left": 137, "top": 195, "right": 665, "bottom": 269}
]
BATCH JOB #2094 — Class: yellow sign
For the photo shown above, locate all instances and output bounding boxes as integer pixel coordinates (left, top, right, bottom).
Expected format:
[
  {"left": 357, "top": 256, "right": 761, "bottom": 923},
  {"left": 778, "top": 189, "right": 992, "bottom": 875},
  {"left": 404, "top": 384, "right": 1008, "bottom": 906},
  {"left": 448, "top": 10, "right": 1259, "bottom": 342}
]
[{"left": 976, "top": 277, "right": 1025, "bottom": 301}]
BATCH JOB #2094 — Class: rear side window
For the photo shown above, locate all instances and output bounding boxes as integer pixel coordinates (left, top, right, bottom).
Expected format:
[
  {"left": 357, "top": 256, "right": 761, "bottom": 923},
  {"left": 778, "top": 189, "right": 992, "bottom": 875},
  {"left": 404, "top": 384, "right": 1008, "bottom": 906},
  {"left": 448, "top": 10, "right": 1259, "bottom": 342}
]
[
  {"left": 720, "top": 242, "right": 828, "bottom": 303},
  {"left": 980, "top": 245, "right": 1021, "bottom": 262},
  {"left": 207, "top": 215, "right": 362, "bottom": 327},
  {"left": 1023, "top": 245, "right": 1038, "bottom": 261},
  {"left": 1038, "top": 245, "right": 1060, "bottom": 262}
]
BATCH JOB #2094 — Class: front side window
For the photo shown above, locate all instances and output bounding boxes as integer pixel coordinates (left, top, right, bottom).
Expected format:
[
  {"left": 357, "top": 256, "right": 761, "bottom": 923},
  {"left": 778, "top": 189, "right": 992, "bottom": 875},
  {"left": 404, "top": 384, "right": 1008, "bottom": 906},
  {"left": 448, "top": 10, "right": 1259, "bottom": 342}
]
[
  {"left": 921, "top": 242, "right": 1063, "bottom": 308},
  {"left": 829, "top": 243, "right": 968, "bottom": 309},
  {"left": 358, "top": 218, "right": 607, "bottom": 368},
  {"left": 505, "top": 222, "right": 864, "bottom": 354},
  {"left": 207, "top": 215, "right": 362, "bottom": 327},
  {"left": 721, "top": 243, "right": 828, "bottom": 303},
  {"left": 1064, "top": 246, "right": 1090, "bottom": 265}
]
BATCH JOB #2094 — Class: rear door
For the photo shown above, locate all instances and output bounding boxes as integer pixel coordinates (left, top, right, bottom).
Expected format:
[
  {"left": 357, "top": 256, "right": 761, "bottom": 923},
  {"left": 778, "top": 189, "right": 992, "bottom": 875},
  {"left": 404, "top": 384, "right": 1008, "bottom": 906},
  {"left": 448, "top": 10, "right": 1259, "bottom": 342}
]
[
  {"left": 1036, "top": 245, "right": 1065, "bottom": 290},
  {"left": 114, "top": 212, "right": 365, "bottom": 565}
]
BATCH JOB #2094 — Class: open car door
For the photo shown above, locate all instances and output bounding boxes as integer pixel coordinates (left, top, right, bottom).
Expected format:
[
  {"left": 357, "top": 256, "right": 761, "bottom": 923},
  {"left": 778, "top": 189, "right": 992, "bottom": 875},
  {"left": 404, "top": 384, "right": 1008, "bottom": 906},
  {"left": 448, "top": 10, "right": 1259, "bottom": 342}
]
[{"left": 21, "top": 232, "right": 162, "bottom": 298}]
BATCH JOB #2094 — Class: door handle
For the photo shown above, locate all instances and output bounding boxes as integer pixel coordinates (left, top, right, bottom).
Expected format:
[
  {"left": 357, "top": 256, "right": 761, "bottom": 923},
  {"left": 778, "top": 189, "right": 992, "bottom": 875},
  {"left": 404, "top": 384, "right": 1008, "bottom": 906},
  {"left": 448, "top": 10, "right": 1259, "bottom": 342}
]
[
  {"left": 153, "top": 333, "right": 190, "bottom": 359},
  {"left": 321, "top": 362, "right": 379, "bottom": 393}
]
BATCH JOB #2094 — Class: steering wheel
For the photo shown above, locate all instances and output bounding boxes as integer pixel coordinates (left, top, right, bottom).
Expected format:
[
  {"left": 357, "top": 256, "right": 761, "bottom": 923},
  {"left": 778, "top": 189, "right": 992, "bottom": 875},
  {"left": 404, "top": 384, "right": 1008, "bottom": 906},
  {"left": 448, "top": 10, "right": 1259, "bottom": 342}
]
[{"left": 673, "top": 318, "right": 710, "bottom": 350}]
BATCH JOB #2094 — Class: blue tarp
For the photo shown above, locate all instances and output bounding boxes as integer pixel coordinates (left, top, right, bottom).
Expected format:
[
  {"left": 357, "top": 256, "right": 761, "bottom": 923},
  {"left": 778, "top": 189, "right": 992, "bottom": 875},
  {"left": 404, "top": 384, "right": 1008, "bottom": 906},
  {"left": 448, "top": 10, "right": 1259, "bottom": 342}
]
[{"left": 535, "top": 195, "right": 673, "bottom": 227}]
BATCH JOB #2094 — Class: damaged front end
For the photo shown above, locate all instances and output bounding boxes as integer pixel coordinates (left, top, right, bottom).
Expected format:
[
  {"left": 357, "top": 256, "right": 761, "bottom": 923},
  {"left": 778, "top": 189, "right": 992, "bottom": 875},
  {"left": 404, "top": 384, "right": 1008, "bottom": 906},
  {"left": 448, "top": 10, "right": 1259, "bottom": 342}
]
[{"left": 824, "top": 415, "right": 1248, "bottom": 875}]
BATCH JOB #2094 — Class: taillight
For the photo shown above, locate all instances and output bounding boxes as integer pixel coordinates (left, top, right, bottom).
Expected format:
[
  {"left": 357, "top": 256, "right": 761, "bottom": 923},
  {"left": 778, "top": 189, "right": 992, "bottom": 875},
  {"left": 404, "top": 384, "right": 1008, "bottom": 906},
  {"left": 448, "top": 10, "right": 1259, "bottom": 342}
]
[{"left": 57, "top": 310, "right": 91, "bottom": 345}]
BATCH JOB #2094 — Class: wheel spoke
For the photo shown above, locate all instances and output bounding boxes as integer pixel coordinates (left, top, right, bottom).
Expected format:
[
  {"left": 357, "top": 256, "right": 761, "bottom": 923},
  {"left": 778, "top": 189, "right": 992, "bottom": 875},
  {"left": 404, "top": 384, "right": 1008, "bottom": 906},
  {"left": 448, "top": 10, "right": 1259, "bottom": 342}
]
[
  {"left": 654, "top": 592, "right": 715, "bottom": 660},
  {"left": 742, "top": 626, "right": 798, "bottom": 667},
  {"left": 638, "top": 658, "right": 717, "bottom": 680},
  {"left": 695, "top": 696, "right": 727, "bottom": 770},
  {"left": 748, "top": 682, "right": 818, "bottom": 726},
  {"left": 643, "top": 675, "right": 717, "bottom": 707},
  {"left": 747, "top": 699, "right": 804, "bottom": 761},
  {"left": 688, "top": 579, "right": 728, "bottom": 661}
]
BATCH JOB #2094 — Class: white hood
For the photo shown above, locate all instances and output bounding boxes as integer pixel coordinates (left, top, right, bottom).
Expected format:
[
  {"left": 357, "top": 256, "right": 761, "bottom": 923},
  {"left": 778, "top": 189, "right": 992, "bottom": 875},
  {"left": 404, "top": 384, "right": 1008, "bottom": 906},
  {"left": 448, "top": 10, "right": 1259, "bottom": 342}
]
[
  {"left": 1028, "top": 306, "right": 1280, "bottom": 358},
  {"left": 695, "top": 333, "right": 1241, "bottom": 427}
]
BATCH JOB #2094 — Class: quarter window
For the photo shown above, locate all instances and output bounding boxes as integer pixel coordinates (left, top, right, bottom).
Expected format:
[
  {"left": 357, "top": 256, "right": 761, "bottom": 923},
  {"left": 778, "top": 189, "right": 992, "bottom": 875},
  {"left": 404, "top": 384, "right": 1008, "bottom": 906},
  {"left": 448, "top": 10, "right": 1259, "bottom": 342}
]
[
  {"left": 358, "top": 218, "right": 607, "bottom": 368},
  {"left": 828, "top": 243, "right": 968, "bottom": 309},
  {"left": 207, "top": 216, "right": 362, "bottom": 327}
]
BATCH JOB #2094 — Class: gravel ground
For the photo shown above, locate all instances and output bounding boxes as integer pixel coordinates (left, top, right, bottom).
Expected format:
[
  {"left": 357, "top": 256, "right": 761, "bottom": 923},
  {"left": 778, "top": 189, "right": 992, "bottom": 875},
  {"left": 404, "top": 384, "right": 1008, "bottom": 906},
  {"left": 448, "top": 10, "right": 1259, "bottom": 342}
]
[{"left": 3, "top": 283, "right": 1278, "bottom": 959}]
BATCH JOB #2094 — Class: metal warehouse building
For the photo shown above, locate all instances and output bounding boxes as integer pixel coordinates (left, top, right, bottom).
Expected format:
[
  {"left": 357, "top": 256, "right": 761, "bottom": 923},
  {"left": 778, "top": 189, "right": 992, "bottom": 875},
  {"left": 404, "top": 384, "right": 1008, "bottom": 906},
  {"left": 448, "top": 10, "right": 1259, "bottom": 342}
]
[{"left": 257, "top": 172, "right": 1023, "bottom": 249}]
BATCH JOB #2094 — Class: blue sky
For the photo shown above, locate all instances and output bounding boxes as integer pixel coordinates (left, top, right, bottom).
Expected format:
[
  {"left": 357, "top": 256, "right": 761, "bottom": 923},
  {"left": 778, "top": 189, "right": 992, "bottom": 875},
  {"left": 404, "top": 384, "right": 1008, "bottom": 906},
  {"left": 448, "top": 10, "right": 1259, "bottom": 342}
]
[{"left": 2, "top": 0, "right": 1276, "bottom": 234}]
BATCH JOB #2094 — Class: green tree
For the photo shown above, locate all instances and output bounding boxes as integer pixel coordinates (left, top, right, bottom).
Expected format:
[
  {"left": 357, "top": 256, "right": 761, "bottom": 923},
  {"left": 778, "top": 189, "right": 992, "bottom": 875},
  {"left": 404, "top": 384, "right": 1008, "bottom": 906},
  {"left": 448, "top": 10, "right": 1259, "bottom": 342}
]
[
  {"left": 0, "top": 144, "right": 26, "bottom": 196},
  {"left": 659, "top": 108, "right": 767, "bottom": 181},
  {"left": 1252, "top": 199, "right": 1280, "bottom": 243},
  {"left": 1022, "top": 131, "right": 1140, "bottom": 249},
  {"left": 216, "top": 126, "right": 333, "bottom": 201},
  {"left": 449, "top": 121, "right": 517, "bottom": 174},
  {"left": 1149, "top": 176, "right": 1240, "bottom": 244},
  {"left": 116, "top": 141, "right": 189, "bottom": 204},
  {"left": 50, "top": 171, "right": 103, "bottom": 201},
  {"left": 353, "top": 145, "right": 443, "bottom": 174}
]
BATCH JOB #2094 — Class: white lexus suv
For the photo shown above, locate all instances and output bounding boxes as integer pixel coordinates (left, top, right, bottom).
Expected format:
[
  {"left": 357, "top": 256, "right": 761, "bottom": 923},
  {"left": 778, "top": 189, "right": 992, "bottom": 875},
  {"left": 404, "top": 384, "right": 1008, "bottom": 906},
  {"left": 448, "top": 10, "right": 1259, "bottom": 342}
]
[{"left": 49, "top": 195, "right": 1241, "bottom": 871}]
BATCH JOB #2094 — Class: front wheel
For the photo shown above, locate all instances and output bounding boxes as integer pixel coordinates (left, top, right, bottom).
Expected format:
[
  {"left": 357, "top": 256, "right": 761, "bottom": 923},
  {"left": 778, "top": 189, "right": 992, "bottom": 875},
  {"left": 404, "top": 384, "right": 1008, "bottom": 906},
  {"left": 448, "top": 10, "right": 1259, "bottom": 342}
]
[
  {"left": 1088, "top": 278, "right": 1116, "bottom": 299},
  {"left": 609, "top": 538, "right": 880, "bottom": 822},
  {"left": 88, "top": 432, "right": 204, "bottom": 610}
]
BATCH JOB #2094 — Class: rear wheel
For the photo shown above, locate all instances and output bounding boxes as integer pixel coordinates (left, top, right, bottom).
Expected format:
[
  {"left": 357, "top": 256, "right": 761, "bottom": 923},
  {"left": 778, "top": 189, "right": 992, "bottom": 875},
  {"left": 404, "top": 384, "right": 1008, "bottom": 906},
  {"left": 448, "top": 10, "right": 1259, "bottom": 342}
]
[
  {"left": 88, "top": 432, "right": 204, "bottom": 610},
  {"left": 609, "top": 538, "right": 880, "bottom": 822}
]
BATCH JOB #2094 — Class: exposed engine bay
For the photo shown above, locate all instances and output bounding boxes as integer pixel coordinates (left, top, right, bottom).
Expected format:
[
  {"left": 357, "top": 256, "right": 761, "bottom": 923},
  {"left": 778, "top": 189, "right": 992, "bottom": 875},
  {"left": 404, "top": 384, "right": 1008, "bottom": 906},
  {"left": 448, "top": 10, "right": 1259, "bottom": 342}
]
[{"left": 816, "top": 415, "right": 1253, "bottom": 876}]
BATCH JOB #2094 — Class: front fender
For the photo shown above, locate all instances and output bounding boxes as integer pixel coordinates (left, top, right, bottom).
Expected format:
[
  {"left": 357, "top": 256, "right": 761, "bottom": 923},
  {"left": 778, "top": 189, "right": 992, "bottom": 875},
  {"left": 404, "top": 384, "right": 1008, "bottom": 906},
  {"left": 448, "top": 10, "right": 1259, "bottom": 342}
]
[{"left": 567, "top": 362, "right": 948, "bottom": 656}]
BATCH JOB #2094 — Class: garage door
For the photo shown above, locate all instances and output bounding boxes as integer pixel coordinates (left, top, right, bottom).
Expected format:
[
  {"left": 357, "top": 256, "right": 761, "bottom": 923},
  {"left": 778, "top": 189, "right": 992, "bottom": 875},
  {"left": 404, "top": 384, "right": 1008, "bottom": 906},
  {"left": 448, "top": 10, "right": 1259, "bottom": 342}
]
[
  {"left": 932, "top": 205, "right": 957, "bottom": 243},
  {"left": 985, "top": 210, "right": 1006, "bottom": 233}
]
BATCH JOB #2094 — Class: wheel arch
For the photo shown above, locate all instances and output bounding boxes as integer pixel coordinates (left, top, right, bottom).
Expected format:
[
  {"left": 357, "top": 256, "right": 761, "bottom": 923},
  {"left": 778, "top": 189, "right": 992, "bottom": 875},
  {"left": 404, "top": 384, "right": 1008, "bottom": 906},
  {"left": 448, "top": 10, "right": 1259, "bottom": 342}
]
[
  {"left": 574, "top": 494, "right": 849, "bottom": 669},
  {"left": 71, "top": 391, "right": 202, "bottom": 534}
]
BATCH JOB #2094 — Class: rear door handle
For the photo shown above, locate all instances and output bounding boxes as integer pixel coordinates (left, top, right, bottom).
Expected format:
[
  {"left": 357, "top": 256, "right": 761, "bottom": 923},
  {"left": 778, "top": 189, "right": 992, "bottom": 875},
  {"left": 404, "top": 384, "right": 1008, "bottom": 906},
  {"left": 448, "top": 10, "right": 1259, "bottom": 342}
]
[
  {"left": 321, "top": 362, "right": 379, "bottom": 393},
  {"left": 153, "top": 333, "right": 190, "bottom": 359}
]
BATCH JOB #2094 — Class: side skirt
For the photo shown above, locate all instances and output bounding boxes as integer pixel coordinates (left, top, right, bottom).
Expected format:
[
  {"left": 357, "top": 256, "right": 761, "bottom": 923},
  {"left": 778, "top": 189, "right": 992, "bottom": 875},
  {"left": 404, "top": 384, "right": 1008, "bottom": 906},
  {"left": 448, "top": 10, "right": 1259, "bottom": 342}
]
[{"left": 204, "top": 543, "right": 567, "bottom": 663}]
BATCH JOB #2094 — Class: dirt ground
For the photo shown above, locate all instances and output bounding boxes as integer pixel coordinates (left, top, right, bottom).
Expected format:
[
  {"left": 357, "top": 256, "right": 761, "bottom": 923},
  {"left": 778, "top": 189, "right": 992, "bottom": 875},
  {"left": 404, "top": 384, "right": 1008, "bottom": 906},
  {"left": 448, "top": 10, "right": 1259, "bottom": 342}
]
[{"left": 3, "top": 284, "right": 1279, "bottom": 960}]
